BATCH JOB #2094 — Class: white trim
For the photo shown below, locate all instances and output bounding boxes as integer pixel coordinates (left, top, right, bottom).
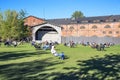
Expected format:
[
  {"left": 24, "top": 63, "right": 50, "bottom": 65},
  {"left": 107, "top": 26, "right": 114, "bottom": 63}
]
[{"left": 32, "top": 23, "right": 61, "bottom": 43}]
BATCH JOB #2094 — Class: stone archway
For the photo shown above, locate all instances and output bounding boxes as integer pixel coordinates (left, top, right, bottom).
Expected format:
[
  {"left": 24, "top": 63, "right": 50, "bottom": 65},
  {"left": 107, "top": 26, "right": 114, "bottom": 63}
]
[{"left": 32, "top": 23, "right": 61, "bottom": 43}]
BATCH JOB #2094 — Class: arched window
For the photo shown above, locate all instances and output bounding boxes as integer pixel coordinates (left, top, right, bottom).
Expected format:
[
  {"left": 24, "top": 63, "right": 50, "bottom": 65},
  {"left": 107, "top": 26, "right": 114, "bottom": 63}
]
[
  {"left": 103, "top": 31, "right": 106, "bottom": 34},
  {"left": 92, "top": 25, "right": 97, "bottom": 29},
  {"left": 116, "top": 31, "right": 119, "bottom": 34},
  {"left": 61, "top": 27, "right": 64, "bottom": 30},
  {"left": 80, "top": 26, "right": 85, "bottom": 29},
  {"left": 104, "top": 25, "right": 111, "bottom": 28},
  {"left": 118, "top": 25, "right": 120, "bottom": 28},
  {"left": 69, "top": 26, "right": 74, "bottom": 31},
  {"left": 69, "top": 26, "right": 74, "bottom": 29},
  {"left": 109, "top": 31, "right": 112, "bottom": 34}
]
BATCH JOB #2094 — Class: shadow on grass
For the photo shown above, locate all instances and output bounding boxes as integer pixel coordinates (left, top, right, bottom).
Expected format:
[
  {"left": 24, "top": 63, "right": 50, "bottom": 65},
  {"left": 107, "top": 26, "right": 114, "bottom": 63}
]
[
  {"left": 0, "top": 57, "right": 64, "bottom": 80},
  {"left": 0, "top": 50, "right": 49, "bottom": 61},
  {"left": 53, "top": 53, "right": 120, "bottom": 80},
  {"left": 0, "top": 52, "right": 120, "bottom": 80}
]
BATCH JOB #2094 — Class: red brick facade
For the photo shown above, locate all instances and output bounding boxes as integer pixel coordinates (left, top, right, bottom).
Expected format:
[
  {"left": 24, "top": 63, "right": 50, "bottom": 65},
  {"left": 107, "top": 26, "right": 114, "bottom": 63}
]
[
  {"left": 24, "top": 16, "right": 45, "bottom": 26},
  {"left": 24, "top": 16, "right": 120, "bottom": 37},
  {"left": 61, "top": 22, "right": 120, "bottom": 37}
]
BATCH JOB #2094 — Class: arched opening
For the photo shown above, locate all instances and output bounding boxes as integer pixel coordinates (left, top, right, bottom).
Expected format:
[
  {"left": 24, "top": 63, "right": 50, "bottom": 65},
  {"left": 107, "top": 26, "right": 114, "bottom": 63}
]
[
  {"left": 35, "top": 26, "right": 59, "bottom": 42},
  {"left": 32, "top": 23, "right": 61, "bottom": 43},
  {"left": 92, "top": 25, "right": 97, "bottom": 29},
  {"left": 80, "top": 26, "right": 85, "bottom": 29},
  {"left": 104, "top": 25, "right": 111, "bottom": 28}
]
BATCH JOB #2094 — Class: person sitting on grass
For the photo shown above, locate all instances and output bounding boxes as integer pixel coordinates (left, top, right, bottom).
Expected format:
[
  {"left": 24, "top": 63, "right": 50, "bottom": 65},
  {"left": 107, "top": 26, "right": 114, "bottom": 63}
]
[
  {"left": 51, "top": 45, "right": 65, "bottom": 60},
  {"left": 59, "top": 52, "right": 65, "bottom": 60},
  {"left": 12, "top": 40, "right": 17, "bottom": 47},
  {"left": 51, "top": 45, "right": 58, "bottom": 56}
]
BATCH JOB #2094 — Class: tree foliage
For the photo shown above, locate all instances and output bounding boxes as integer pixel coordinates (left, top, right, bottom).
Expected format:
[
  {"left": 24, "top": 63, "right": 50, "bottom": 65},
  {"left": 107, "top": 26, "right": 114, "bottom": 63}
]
[
  {"left": 71, "top": 11, "right": 84, "bottom": 19},
  {"left": 0, "top": 9, "right": 29, "bottom": 40}
]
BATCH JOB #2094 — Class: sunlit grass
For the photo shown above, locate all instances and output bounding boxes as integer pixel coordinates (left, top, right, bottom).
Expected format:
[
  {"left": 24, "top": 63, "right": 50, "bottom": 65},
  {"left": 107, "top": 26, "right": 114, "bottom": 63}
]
[{"left": 0, "top": 43, "right": 120, "bottom": 80}]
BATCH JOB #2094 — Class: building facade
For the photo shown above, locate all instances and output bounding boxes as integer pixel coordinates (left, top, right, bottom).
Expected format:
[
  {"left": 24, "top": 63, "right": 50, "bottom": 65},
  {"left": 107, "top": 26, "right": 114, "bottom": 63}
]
[{"left": 24, "top": 15, "right": 120, "bottom": 44}]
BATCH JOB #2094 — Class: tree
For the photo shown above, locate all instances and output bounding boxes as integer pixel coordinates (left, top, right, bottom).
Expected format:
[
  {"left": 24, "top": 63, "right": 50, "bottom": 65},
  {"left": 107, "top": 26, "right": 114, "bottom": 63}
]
[
  {"left": 15, "top": 10, "right": 29, "bottom": 40},
  {"left": 71, "top": 11, "right": 84, "bottom": 19},
  {"left": 0, "top": 9, "right": 29, "bottom": 40}
]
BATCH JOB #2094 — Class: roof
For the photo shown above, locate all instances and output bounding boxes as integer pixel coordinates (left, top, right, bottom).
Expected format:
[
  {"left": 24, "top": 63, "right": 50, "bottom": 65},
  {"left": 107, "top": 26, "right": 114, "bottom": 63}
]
[
  {"left": 47, "top": 15, "right": 120, "bottom": 25},
  {"left": 25, "top": 15, "right": 120, "bottom": 27},
  {"left": 24, "top": 15, "right": 45, "bottom": 21},
  {"left": 46, "top": 18, "right": 73, "bottom": 25}
]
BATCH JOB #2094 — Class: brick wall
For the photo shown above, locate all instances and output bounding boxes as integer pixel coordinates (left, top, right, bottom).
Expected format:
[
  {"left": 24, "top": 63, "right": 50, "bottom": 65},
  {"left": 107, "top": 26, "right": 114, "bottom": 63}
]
[
  {"left": 24, "top": 16, "right": 120, "bottom": 38},
  {"left": 61, "top": 22, "right": 120, "bottom": 37},
  {"left": 24, "top": 16, "right": 45, "bottom": 27}
]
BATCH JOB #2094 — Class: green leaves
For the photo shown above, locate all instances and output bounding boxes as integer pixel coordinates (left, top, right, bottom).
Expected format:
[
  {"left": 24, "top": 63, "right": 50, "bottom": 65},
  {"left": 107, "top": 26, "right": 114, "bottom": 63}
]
[
  {"left": 71, "top": 11, "right": 84, "bottom": 19},
  {"left": 0, "top": 9, "right": 29, "bottom": 40}
]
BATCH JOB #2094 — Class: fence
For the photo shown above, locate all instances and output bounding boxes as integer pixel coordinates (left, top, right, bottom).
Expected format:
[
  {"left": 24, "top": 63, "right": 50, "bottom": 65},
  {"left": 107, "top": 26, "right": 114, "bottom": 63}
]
[{"left": 61, "top": 36, "right": 120, "bottom": 44}]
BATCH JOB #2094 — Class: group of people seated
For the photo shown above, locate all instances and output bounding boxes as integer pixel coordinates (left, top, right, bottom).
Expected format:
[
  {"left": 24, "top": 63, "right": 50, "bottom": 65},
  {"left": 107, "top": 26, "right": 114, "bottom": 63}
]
[
  {"left": 32, "top": 41, "right": 65, "bottom": 60},
  {"left": 81, "top": 41, "right": 115, "bottom": 51},
  {"left": 51, "top": 45, "right": 65, "bottom": 60},
  {"left": 4, "top": 40, "right": 18, "bottom": 47},
  {"left": 64, "top": 41, "right": 76, "bottom": 48},
  {"left": 32, "top": 41, "right": 58, "bottom": 50},
  {"left": 31, "top": 41, "right": 51, "bottom": 50}
]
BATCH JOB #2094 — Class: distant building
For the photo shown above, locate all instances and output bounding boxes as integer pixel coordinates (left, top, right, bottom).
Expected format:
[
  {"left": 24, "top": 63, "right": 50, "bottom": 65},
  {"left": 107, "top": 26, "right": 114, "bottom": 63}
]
[{"left": 24, "top": 15, "right": 120, "bottom": 44}]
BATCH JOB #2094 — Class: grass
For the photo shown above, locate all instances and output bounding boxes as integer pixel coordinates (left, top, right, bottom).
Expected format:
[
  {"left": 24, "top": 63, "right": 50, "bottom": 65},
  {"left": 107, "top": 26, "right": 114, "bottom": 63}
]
[{"left": 0, "top": 43, "right": 120, "bottom": 80}]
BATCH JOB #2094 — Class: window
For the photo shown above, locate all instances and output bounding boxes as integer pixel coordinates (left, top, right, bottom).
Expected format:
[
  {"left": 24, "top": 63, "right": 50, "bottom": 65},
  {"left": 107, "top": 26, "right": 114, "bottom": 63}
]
[
  {"left": 100, "top": 20, "right": 104, "bottom": 22},
  {"left": 88, "top": 20, "right": 91, "bottom": 23},
  {"left": 103, "top": 31, "right": 106, "bottom": 34},
  {"left": 69, "top": 26, "right": 74, "bottom": 31},
  {"left": 81, "top": 20, "right": 88, "bottom": 23},
  {"left": 118, "top": 25, "right": 120, "bottom": 28},
  {"left": 69, "top": 26, "right": 74, "bottom": 29},
  {"left": 105, "top": 19, "right": 113, "bottom": 22},
  {"left": 113, "top": 19, "right": 116, "bottom": 22},
  {"left": 80, "top": 26, "right": 85, "bottom": 29},
  {"left": 61, "top": 27, "right": 64, "bottom": 30},
  {"left": 109, "top": 31, "right": 112, "bottom": 34},
  {"left": 93, "top": 20, "right": 100, "bottom": 23},
  {"left": 104, "top": 25, "right": 111, "bottom": 28},
  {"left": 116, "top": 31, "right": 119, "bottom": 34},
  {"left": 92, "top": 25, "right": 97, "bottom": 29}
]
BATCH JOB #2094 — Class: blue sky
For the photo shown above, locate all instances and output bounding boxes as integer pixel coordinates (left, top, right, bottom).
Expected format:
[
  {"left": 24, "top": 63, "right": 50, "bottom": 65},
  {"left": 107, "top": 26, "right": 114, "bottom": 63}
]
[{"left": 0, "top": 0, "right": 120, "bottom": 19}]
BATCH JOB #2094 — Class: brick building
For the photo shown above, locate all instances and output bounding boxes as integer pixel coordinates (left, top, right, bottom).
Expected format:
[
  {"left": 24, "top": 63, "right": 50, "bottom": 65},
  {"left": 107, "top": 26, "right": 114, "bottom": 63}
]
[{"left": 24, "top": 15, "right": 120, "bottom": 44}]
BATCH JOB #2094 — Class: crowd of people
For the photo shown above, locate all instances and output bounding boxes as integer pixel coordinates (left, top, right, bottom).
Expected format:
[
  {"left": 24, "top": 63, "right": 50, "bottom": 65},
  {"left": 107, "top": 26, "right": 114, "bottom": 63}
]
[
  {"left": 81, "top": 41, "right": 114, "bottom": 51},
  {"left": 64, "top": 41, "right": 77, "bottom": 48},
  {"left": 63, "top": 40, "right": 115, "bottom": 51},
  {"left": 31, "top": 41, "right": 57, "bottom": 50},
  {"left": 0, "top": 39, "right": 65, "bottom": 60},
  {"left": 31, "top": 40, "right": 65, "bottom": 60},
  {"left": 2, "top": 39, "right": 23, "bottom": 47},
  {"left": 0, "top": 39, "right": 115, "bottom": 60}
]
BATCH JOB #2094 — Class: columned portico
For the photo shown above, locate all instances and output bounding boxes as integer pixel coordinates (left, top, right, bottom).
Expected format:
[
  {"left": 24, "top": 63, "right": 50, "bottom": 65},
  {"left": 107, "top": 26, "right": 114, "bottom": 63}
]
[{"left": 32, "top": 23, "right": 61, "bottom": 43}]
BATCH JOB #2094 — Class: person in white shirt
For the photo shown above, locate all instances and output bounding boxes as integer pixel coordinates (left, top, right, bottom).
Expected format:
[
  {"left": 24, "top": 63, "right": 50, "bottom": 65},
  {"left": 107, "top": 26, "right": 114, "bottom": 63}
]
[{"left": 51, "top": 45, "right": 58, "bottom": 56}]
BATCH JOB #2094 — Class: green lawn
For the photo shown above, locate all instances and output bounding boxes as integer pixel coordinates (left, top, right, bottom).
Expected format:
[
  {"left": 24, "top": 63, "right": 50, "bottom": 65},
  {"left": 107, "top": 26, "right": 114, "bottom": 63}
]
[{"left": 0, "top": 43, "right": 120, "bottom": 80}]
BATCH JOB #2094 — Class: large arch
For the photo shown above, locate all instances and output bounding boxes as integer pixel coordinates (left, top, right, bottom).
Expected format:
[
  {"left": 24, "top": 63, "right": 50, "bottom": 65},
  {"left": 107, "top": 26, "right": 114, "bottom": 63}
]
[{"left": 32, "top": 23, "right": 61, "bottom": 43}]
